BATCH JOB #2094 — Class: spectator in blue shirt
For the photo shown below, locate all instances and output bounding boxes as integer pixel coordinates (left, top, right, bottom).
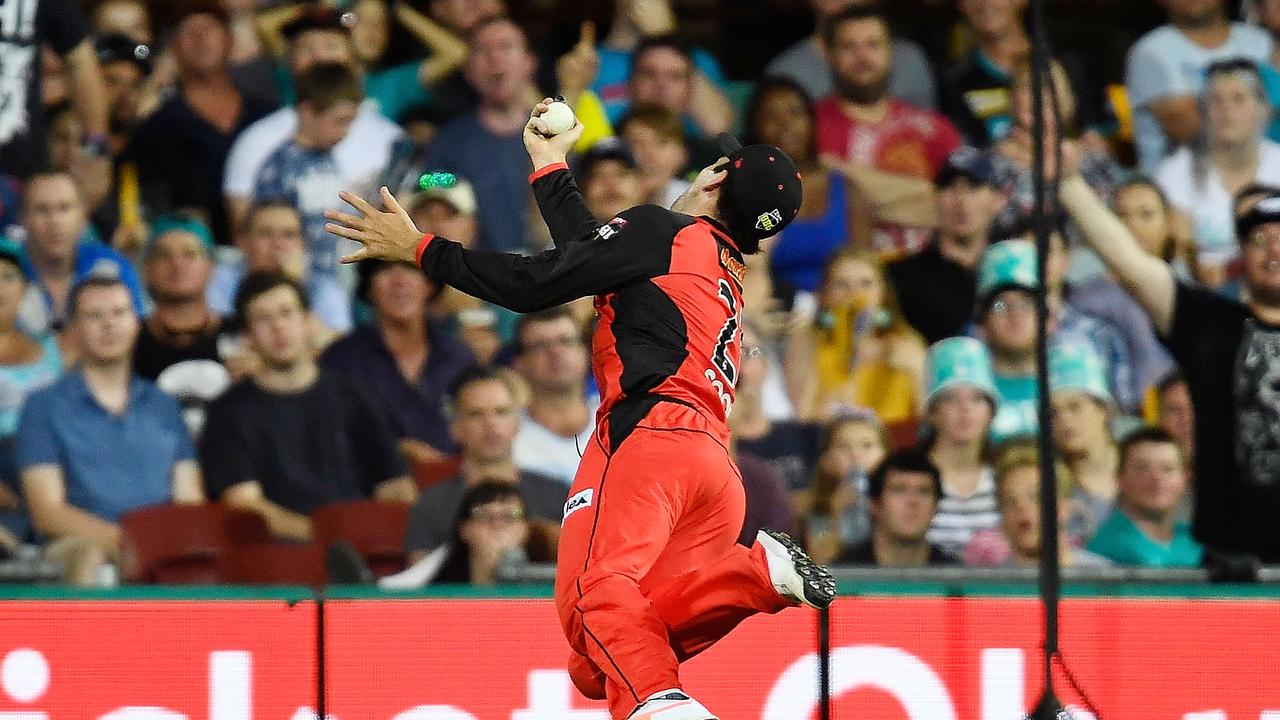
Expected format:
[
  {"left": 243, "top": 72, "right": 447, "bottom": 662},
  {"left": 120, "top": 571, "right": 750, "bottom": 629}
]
[
  {"left": 18, "top": 275, "right": 204, "bottom": 583},
  {"left": 253, "top": 62, "right": 366, "bottom": 279},
  {"left": 17, "top": 171, "right": 145, "bottom": 334},
  {"left": 592, "top": 0, "right": 732, "bottom": 132},
  {"left": 1088, "top": 426, "right": 1203, "bottom": 567},
  {"left": 208, "top": 200, "right": 352, "bottom": 332},
  {"left": 425, "top": 17, "right": 543, "bottom": 252}
]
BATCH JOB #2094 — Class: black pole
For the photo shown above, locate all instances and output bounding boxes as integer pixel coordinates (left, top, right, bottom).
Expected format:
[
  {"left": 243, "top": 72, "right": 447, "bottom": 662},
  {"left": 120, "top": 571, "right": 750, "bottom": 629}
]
[
  {"left": 1027, "top": 0, "right": 1065, "bottom": 716},
  {"left": 818, "top": 607, "right": 832, "bottom": 720}
]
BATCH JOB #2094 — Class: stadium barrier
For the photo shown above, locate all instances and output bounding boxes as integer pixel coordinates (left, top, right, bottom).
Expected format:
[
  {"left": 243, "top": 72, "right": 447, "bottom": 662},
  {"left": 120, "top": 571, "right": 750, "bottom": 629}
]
[{"left": 1, "top": 575, "right": 1279, "bottom": 719}]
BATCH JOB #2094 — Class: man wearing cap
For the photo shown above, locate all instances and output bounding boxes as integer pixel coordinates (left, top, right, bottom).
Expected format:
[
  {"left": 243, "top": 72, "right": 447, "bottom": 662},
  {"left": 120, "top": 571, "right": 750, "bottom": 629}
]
[
  {"left": 328, "top": 99, "right": 832, "bottom": 720},
  {"left": 132, "top": 0, "right": 274, "bottom": 245},
  {"left": 888, "top": 147, "right": 1003, "bottom": 344},
  {"left": 132, "top": 214, "right": 224, "bottom": 381},
  {"left": 222, "top": 5, "right": 404, "bottom": 233},
  {"left": 974, "top": 238, "right": 1132, "bottom": 441},
  {"left": 1062, "top": 175, "right": 1280, "bottom": 564},
  {"left": 405, "top": 179, "right": 518, "bottom": 361}
]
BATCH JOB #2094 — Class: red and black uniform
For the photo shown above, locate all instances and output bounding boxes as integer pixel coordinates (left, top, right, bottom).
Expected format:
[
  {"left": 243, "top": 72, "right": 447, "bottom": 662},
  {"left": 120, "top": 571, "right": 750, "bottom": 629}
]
[{"left": 418, "top": 162, "right": 793, "bottom": 719}]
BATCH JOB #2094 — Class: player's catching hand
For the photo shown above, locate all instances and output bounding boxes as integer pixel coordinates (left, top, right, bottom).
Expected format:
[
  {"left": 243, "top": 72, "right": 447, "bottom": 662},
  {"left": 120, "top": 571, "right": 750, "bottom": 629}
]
[
  {"left": 524, "top": 97, "right": 585, "bottom": 170},
  {"left": 325, "top": 186, "right": 423, "bottom": 265}
]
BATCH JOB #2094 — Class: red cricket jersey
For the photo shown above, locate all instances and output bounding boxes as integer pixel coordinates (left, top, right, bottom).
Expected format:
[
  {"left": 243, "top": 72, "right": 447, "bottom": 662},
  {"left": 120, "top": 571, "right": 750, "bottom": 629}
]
[
  {"left": 814, "top": 96, "right": 962, "bottom": 256},
  {"left": 418, "top": 164, "right": 746, "bottom": 449}
]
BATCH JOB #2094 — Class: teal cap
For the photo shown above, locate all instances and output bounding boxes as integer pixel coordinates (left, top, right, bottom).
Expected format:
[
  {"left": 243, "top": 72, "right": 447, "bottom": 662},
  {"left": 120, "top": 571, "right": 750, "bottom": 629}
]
[
  {"left": 1048, "top": 343, "right": 1111, "bottom": 404},
  {"left": 146, "top": 213, "right": 215, "bottom": 259},
  {"left": 976, "top": 239, "right": 1038, "bottom": 310},
  {"left": 0, "top": 237, "right": 26, "bottom": 272},
  {"left": 925, "top": 336, "right": 999, "bottom": 407}
]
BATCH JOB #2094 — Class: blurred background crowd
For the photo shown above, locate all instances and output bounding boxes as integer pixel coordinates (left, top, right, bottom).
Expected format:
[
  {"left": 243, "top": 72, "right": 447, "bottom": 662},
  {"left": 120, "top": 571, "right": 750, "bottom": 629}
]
[{"left": 1, "top": 0, "right": 1277, "bottom": 587}]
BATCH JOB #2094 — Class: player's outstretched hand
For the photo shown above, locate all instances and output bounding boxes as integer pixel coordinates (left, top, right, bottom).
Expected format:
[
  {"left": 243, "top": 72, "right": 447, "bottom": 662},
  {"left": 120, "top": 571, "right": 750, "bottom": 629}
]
[
  {"left": 524, "top": 97, "right": 585, "bottom": 170},
  {"left": 326, "top": 187, "right": 423, "bottom": 265}
]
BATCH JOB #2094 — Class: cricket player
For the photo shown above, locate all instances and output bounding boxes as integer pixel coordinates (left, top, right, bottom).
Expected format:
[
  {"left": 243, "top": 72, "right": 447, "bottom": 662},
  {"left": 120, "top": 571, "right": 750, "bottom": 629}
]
[{"left": 326, "top": 99, "right": 836, "bottom": 720}]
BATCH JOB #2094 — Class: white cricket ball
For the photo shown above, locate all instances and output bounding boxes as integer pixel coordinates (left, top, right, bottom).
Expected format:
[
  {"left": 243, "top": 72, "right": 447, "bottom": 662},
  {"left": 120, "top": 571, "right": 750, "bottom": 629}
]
[{"left": 542, "top": 101, "right": 576, "bottom": 135}]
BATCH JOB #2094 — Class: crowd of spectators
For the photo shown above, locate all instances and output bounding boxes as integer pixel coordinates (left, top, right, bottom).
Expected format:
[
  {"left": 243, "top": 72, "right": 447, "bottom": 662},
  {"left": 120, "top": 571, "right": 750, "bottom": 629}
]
[{"left": 3, "top": 0, "right": 1280, "bottom": 586}]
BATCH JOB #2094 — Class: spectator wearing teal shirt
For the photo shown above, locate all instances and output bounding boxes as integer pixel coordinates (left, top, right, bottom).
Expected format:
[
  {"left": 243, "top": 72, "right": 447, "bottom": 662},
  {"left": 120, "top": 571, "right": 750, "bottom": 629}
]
[
  {"left": 591, "top": 0, "right": 731, "bottom": 128},
  {"left": 974, "top": 239, "right": 1135, "bottom": 441},
  {"left": 0, "top": 240, "right": 62, "bottom": 546},
  {"left": 269, "top": 1, "right": 467, "bottom": 122},
  {"left": 1088, "top": 426, "right": 1203, "bottom": 567}
]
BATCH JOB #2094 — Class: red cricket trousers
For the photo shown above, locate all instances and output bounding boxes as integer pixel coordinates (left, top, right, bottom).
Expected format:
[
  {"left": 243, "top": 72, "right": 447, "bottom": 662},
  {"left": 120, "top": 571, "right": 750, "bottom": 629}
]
[{"left": 554, "top": 401, "right": 793, "bottom": 719}]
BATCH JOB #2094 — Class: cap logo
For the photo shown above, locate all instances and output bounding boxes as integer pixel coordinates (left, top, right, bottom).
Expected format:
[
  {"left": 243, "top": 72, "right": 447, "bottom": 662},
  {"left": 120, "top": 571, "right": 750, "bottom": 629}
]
[{"left": 755, "top": 208, "right": 783, "bottom": 232}]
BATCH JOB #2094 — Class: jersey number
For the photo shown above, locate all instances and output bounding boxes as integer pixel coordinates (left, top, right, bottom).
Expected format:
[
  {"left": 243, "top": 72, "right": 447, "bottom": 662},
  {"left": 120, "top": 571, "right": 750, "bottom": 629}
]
[
  {"left": 711, "top": 279, "right": 740, "bottom": 386},
  {"left": 705, "top": 279, "right": 741, "bottom": 415}
]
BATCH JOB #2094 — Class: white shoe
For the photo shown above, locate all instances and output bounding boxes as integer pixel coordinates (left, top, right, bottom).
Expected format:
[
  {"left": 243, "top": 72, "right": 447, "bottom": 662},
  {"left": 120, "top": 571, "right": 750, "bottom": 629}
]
[
  {"left": 627, "top": 691, "right": 718, "bottom": 720},
  {"left": 756, "top": 529, "right": 837, "bottom": 609}
]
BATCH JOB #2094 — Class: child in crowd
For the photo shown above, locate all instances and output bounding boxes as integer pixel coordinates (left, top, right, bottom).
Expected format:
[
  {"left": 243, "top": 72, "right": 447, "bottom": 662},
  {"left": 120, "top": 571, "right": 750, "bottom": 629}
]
[
  {"left": 252, "top": 62, "right": 366, "bottom": 281},
  {"left": 793, "top": 412, "right": 887, "bottom": 564},
  {"left": 796, "top": 249, "right": 926, "bottom": 424}
]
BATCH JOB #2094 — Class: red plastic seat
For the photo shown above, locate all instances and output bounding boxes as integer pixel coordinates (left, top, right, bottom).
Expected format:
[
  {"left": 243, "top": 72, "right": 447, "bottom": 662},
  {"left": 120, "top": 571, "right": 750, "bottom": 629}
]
[
  {"left": 885, "top": 417, "right": 921, "bottom": 451},
  {"left": 414, "top": 456, "right": 460, "bottom": 488},
  {"left": 218, "top": 542, "right": 329, "bottom": 587},
  {"left": 119, "top": 504, "right": 271, "bottom": 584},
  {"left": 311, "top": 500, "right": 410, "bottom": 577}
]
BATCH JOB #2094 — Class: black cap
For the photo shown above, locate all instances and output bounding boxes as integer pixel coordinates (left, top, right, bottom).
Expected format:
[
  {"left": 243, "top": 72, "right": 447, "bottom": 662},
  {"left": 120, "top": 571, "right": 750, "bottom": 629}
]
[
  {"left": 575, "top": 137, "right": 638, "bottom": 181},
  {"left": 936, "top": 146, "right": 997, "bottom": 188},
  {"left": 716, "top": 133, "right": 803, "bottom": 241},
  {"left": 1236, "top": 192, "right": 1280, "bottom": 242},
  {"left": 282, "top": 5, "right": 353, "bottom": 40}
]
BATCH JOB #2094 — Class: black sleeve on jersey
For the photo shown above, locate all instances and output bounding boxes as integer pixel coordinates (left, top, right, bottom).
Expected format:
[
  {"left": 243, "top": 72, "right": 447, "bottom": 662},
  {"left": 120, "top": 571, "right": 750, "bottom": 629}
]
[
  {"left": 531, "top": 165, "right": 601, "bottom": 245},
  {"left": 420, "top": 198, "right": 687, "bottom": 313}
]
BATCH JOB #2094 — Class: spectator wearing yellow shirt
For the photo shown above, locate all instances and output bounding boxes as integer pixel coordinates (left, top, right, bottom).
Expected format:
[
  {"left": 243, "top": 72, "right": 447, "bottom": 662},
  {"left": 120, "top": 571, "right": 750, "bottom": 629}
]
[{"left": 794, "top": 248, "right": 926, "bottom": 424}]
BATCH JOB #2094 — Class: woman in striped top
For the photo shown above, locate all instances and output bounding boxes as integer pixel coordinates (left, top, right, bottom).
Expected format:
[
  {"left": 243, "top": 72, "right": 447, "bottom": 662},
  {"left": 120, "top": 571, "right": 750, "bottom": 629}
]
[{"left": 920, "top": 338, "right": 1002, "bottom": 556}]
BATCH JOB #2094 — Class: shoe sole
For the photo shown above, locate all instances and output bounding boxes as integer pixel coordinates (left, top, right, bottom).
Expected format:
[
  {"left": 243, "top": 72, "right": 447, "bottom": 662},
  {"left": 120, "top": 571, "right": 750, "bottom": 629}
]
[{"left": 760, "top": 529, "right": 837, "bottom": 610}]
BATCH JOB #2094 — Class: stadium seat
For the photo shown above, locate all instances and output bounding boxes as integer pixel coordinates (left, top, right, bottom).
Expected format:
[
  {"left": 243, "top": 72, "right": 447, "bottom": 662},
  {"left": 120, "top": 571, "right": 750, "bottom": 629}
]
[
  {"left": 119, "top": 504, "right": 271, "bottom": 584},
  {"left": 414, "top": 456, "right": 461, "bottom": 488},
  {"left": 311, "top": 500, "right": 410, "bottom": 577},
  {"left": 219, "top": 542, "right": 329, "bottom": 587},
  {"left": 885, "top": 417, "right": 921, "bottom": 451}
]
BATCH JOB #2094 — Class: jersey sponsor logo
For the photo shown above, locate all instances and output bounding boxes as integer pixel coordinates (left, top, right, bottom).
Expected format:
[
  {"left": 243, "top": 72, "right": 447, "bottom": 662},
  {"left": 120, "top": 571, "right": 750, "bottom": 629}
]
[
  {"left": 755, "top": 208, "right": 782, "bottom": 233},
  {"left": 563, "top": 488, "right": 594, "bottom": 522},
  {"left": 719, "top": 247, "right": 748, "bottom": 286},
  {"left": 595, "top": 217, "right": 628, "bottom": 239}
]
